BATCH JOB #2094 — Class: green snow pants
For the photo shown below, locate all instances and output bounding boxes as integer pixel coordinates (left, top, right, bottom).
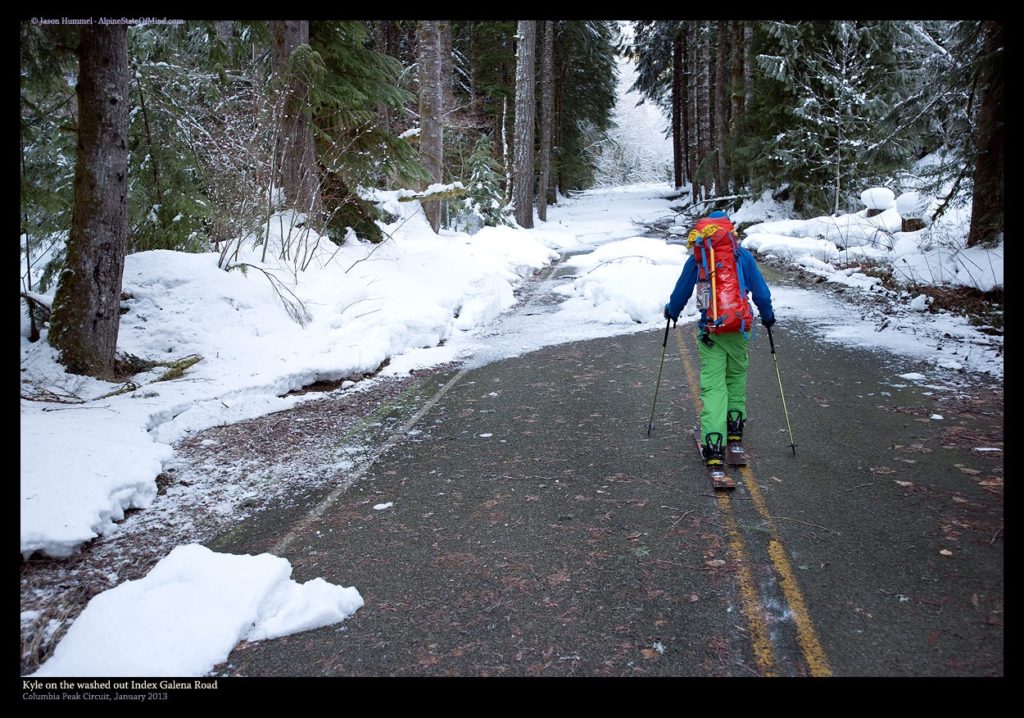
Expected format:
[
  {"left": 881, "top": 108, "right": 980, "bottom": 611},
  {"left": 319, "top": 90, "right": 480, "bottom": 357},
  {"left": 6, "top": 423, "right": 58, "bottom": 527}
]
[{"left": 697, "top": 330, "right": 750, "bottom": 446}]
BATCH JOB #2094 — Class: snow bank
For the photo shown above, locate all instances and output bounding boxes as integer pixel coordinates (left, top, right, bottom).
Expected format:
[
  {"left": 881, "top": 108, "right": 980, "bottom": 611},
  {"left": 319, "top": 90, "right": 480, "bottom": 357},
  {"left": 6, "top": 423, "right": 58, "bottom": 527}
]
[
  {"left": 19, "top": 185, "right": 675, "bottom": 559},
  {"left": 20, "top": 212, "right": 561, "bottom": 558},
  {"left": 556, "top": 236, "right": 688, "bottom": 325},
  {"left": 31, "top": 545, "right": 363, "bottom": 676},
  {"left": 896, "top": 191, "right": 928, "bottom": 220},
  {"left": 741, "top": 199, "right": 1002, "bottom": 293},
  {"left": 892, "top": 240, "right": 1004, "bottom": 292},
  {"left": 860, "top": 187, "right": 895, "bottom": 210},
  {"left": 557, "top": 262, "right": 686, "bottom": 325},
  {"left": 741, "top": 233, "right": 841, "bottom": 263},
  {"left": 20, "top": 407, "right": 172, "bottom": 559}
]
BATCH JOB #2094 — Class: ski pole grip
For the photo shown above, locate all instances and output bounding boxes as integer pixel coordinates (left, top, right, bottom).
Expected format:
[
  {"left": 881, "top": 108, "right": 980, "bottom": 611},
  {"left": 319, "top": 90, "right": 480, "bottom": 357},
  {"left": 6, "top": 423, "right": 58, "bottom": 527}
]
[
  {"left": 662, "top": 317, "right": 671, "bottom": 347},
  {"left": 767, "top": 324, "right": 777, "bottom": 354}
]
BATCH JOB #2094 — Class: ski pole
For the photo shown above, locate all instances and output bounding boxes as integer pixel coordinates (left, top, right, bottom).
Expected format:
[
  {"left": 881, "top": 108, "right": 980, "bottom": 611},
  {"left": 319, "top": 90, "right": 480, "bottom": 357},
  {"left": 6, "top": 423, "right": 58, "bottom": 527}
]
[
  {"left": 766, "top": 324, "right": 798, "bottom": 455},
  {"left": 646, "top": 318, "right": 673, "bottom": 436}
]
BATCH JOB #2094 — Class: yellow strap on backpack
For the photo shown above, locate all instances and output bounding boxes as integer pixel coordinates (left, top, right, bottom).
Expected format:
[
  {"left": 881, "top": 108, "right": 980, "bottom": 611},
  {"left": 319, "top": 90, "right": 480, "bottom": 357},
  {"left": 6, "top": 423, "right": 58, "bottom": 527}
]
[
  {"left": 687, "top": 223, "right": 721, "bottom": 248},
  {"left": 709, "top": 245, "right": 718, "bottom": 321}
]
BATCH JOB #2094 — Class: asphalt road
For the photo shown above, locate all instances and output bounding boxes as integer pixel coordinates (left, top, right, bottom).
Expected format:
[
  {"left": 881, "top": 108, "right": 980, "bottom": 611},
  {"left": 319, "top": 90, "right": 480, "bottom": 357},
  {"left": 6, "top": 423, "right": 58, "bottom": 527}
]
[{"left": 208, "top": 304, "right": 1003, "bottom": 677}]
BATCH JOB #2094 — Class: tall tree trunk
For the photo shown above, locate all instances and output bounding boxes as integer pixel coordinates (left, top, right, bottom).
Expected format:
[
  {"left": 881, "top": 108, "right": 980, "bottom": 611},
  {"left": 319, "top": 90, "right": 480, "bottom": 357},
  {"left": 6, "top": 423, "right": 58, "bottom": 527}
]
[
  {"left": 672, "top": 29, "right": 683, "bottom": 189},
  {"left": 405, "top": 22, "right": 418, "bottom": 66},
  {"left": 271, "top": 21, "right": 320, "bottom": 217},
  {"left": 967, "top": 20, "right": 1004, "bottom": 248},
  {"left": 697, "top": 23, "right": 712, "bottom": 201},
  {"left": 729, "top": 21, "right": 745, "bottom": 190},
  {"left": 371, "top": 21, "right": 402, "bottom": 68},
  {"left": 215, "top": 21, "right": 233, "bottom": 45},
  {"left": 440, "top": 21, "right": 455, "bottom": 126},
  {"left": 687, "top": 21, "right": 700, "bottom": 201},
  {"left": 703, "top": 22, "right": 713, "bottom": 199},
  {"left": 554, "top": 28, "right": 564, "bottom": 197},
  {"left": 681, "top": 23, "right": 691, "bottom": 187},
  {"left": 538, "top": 21, "right": 554, "bottom": 219},
  {"left": 48, "top": 25, "right": 129, "bottom": 379},
  {"left": 370, "top": 21, "right": 400, "bottom": 136},
  {"left": 715, "top": 20, "right": 729, "bottom": 194},
  {"left": 512, "top": 20, "right": 536, "bottom": 228},
  {"left": 743, "top": 22, "right": 754, "bottom": 106},
  {"left": 418, "top": 20, "right": 444, "bottom": 232}
]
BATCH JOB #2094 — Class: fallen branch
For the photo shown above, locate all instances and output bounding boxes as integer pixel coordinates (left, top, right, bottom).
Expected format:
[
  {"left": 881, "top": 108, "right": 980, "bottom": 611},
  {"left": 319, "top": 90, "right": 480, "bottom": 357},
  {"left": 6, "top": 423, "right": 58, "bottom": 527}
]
[
  {"left": 96, "top": 381, "right": 140, "bottom": 400},
  {"left": 686, "top": 193, "right": 749, "bottom": 206},
  {"left": 20, "top": 386, "right": 85, "bottom": 404},
  {"left": 154, "top": 354, "right": 202, "bottom": 383},
  {"left": 397, "top": 185, "right": 467, "bottom": 203}
]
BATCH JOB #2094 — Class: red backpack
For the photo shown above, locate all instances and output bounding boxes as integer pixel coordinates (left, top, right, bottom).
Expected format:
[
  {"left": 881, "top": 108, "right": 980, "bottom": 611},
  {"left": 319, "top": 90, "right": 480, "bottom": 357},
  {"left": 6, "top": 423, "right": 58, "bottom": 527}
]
[{"left": 689, "top": 215, "right": 754, "bottom": 336}]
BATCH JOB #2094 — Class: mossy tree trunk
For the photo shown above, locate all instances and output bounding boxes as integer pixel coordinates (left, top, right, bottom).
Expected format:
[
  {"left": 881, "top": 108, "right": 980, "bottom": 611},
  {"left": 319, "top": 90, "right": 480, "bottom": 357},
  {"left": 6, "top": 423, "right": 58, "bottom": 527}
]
[
  {"left": 967, "top": 20, "right": 1004, "bottom": 248},
  {"left": 48, "top": 25, "right": 129, "bottom": 379},
  {"left": 671, "top": 29, "right": 683, "bottom": 189},
  {"left": 537, "top": 20, "right": 554, "bottom": 219},
  {"left": 714, "top": 20, "right": 729, "bottom": 194},
  {"left": 418, "top": 20, "right": 444, "bottom": 232},
  {"left": 271, "top": 21, "right": 321, "bottom": 217},
  {"left": 512, "top": 20, "right": 536, "bottom": 228}
]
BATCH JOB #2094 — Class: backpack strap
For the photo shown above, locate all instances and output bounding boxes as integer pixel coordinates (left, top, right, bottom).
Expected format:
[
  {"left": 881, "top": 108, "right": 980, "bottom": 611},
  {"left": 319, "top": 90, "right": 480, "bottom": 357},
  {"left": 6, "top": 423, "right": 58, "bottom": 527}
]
[
  {"left": 728, "top": 229, "right": 752, "bottom": 339},
  {"left": 695, "top": 237, "right": 711, "bottom": 330}
]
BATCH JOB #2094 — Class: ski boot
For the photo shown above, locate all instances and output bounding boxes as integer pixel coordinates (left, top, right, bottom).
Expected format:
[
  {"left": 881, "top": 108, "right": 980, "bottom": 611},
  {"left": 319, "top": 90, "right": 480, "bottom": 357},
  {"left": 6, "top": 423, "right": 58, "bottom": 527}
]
[
  {"left": 699, "top": 431, "right": 735, "bottom": 489},
  {"left": 725, "top": 410, "right": 747, "bottom": 465},
  {"left": 702, "top": 432, "right": 725, "bottom": 469}
]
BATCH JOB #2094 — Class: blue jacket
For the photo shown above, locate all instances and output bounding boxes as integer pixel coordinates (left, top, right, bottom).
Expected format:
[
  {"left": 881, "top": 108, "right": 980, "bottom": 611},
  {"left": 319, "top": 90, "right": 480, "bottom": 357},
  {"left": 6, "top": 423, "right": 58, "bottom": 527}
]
[{"left": 665, "top": 247, "right": 773, "bottom": 331}]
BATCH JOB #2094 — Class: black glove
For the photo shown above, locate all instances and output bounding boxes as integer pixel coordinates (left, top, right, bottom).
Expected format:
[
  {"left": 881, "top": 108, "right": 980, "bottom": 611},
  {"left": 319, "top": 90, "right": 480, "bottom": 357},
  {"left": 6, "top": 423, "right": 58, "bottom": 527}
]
[
  {"left": 761, "top": 315, "right": 776, "bottom": 329},
  {"left": 664, "top": 305, "right": 676, "bottom": 322}
]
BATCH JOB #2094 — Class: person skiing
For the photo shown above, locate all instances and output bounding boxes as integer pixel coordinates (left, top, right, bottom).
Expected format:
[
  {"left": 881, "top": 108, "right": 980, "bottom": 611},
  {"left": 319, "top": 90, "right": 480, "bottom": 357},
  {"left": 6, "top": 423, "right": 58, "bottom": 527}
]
[{"left": 663, "top": 210, "right": 775, "bottom": 471}]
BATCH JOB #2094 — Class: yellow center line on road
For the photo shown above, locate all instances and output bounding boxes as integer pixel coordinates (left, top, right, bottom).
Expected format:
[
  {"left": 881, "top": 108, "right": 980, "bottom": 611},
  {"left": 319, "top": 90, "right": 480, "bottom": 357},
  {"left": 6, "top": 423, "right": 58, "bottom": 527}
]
[
  {"left": 674, "top": 328, "right": 777, "bottom": 677},
  {"left": 716, "top": 492, "right": 777, "bottom": 676},
  {"left": 740, "top": 465, "right": 833, "bottom": 677},
  {"left": 674, "top": 327, "right": 832, "bottom": 677}
]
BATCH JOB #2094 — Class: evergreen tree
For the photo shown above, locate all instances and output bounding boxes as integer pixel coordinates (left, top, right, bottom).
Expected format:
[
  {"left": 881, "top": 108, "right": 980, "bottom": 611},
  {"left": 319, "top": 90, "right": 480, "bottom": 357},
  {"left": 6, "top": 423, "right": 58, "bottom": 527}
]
[
  {"left": 753, "top": 21, "right": 923, "bottom": 214},
  {"left": 126, "top": 22, "right": 255, "bottom": 255},
  {"left": 554, "top": 21, "right": 619, "bottom": 192},
  {"left": 463, "top": 134, "right": 514, "bottom": 227},
  {"left": 625, "top": 21, "right": 684, "bottom": 187},
  {"left": 624, "top": 21, "right": 674, "bottom": 112},
  {"left": 459, "top": 21, "right": 517, "bottom": 161},
  {"left": 307, "top": 21, "right": 425, "bottom": 242},
  {"left": 20, "top": 23, "right": 79, "bottom": 295}
]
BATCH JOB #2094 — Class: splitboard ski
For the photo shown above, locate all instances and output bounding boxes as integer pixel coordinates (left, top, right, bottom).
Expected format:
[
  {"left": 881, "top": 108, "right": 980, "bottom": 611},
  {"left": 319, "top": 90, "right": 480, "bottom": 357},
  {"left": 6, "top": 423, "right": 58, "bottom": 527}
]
[
  {"left": 725, "top": 410, "right": 747, "bottom": 466},
  {"left": 694, "top": 425, "right": 736, "bottom": 490},
  {"left": 725, "top": 439, "right": 747, "bottom": 466}
]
